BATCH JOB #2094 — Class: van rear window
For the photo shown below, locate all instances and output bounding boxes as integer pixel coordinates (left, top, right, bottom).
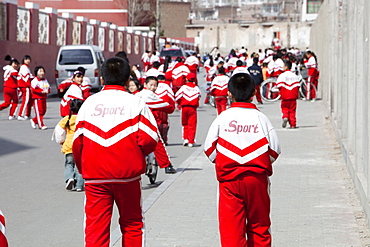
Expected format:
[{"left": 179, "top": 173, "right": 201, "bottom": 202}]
[
  {"left": 159, "top": 49, "right": 184, "bottom": 58},
  {"left": 59, "top": 49, "right": 94, "bottom": 65}
]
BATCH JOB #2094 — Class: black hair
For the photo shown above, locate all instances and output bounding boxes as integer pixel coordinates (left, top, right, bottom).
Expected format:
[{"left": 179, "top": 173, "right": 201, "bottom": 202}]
[
  {"left": 157, "top": 74, "right": 165, "bottom": 81},
  {"left": 127, "top": 77, "right": 143, "bottom": 92},
  {"left": 115, "top": 51, "right": 129, "bottom": 63},
  {"left": 65, "top": 99, "right": 84, "bottom": 130},
  {"left": 145, "top": 76, "right": 158, "bottom": 84},
  {"left": 152, "top": 61, "right": 161, "bottom": 69},
  {"left": 285, "top": 60, "right": 292, "bottom": 70},
  {"left": 163, "top": 56, "right": 172, "bottom": 72},
  {"left": 218, "top": 66, "right": 225, "bottom": 75},
  {"left": 5, "top": 55, "right": 19, "bottom": 65},
  {"left": 236, "top": 60, "right": 243, "bottom": 67},
  {"left": 22, "top": 55, "right": 31, "bottom": 64},
  {"left": 77, "top": 67, "right": 86, "bottom": 75},
  {"left": 253, "top": 57, "right": 259, "bottom": 64},
  {"left": 34, "top": 66, "right": 45, "bottom": 75},
  {"left": 228, "top": 73, "right": 255, "bottom": 102},
  {"left": 176, "top": 57, "right": 183, "bottom": 62},
  {"left": 101, "top": 57, "right": 130, "bottom": 86},
  {"left": 209, "top": 55, "right": 214, "bottom": 67}
]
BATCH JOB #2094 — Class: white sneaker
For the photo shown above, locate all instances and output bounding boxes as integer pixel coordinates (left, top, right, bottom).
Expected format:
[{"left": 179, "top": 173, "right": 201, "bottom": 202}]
[
  {"left": 17, "top": 116, "right": 26, "bottom": 121},
  {"left": 8, "top": 116, "right": 15, "bottom": 120},
  {"left": 183, "top": 139, "right": 189, "bottom": 146},
  {"left": 41, "top": 126, "right": 48, "bottom": 130},
  {"left": 66, "top": 178, "right": 75, "bottom": 190},
  {"left": 30, "top": 119, "right": 37, "bottom": 129},
  {"left": 188, "top": 143, "right": 194, "bottom": 148}
]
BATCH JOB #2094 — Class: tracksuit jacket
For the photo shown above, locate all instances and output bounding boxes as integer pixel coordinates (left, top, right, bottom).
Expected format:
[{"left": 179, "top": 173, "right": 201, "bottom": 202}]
[
  {"left": 31, "top": 77, "right": 50, "bottom": 128},
  {"left": 204, "top": 102, "right": 280, "bottom": 247},
  {"left": 0, "top": 65, "right": 18, "bottom": 116},
  {"left": 210, "top": 74, "right": 229, "bottom": 115},
  {"left": 60, "top": 83, "right": 83, "bottom": 117},
  {"left": 18, "top": 64, "right": 33, "bottom": 117}
]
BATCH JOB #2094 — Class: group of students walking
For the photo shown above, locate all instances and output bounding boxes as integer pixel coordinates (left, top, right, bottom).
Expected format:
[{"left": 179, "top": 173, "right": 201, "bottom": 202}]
[{"left": 0, "top": 55, "right": 50, "bottom": 129}]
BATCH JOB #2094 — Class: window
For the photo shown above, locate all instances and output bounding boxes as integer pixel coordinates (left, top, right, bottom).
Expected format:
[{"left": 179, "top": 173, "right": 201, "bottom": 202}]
[
  {"left": 307, "top": 0, "right": 323, "bottom": 14},
  {"left": 58, "top": 49, "right": 93, "bottom": 65}
]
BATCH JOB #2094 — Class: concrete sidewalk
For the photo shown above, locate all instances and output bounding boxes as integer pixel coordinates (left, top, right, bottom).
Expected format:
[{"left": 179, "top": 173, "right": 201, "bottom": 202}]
[{"left": 113, "top": 100, "right": 370, "bottom": 247}]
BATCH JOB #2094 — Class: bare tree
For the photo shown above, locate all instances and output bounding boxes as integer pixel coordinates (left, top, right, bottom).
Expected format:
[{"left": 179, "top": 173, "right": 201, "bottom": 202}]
[{"left": 115, "top": 0, "right": 156, "bottom": 26}]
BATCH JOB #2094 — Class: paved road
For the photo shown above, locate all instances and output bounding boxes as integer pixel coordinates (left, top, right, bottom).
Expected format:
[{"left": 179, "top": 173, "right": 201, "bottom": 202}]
[{"left": 0, "top": 70, "right": 215, "bottom": 246}]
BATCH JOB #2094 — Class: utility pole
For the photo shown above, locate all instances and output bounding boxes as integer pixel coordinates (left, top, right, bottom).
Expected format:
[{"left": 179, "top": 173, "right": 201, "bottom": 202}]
[{"left": 156, "top": 0, "right": 160, "bottom": 50}]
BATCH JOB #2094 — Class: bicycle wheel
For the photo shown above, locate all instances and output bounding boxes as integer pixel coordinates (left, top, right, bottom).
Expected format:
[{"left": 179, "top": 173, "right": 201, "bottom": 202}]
[
  {"left": 148, "top": 159, "right": 158, "bottom": 184},
  {"left": 299, "top": 79, "right": 317, "bottom": 100},
  {"left": 260, "top": 78, "right": 280, "bottom": 102},
  {"left": 209, "top": 95, "right": 216, "bottom": 108}
]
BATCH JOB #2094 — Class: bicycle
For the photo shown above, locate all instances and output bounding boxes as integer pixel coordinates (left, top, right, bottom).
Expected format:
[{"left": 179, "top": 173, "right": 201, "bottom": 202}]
[
  {"left": 260, "top": 74, "right": 317, "bottom": 102},
  {"left": 145, "top": 152, "right": 158, "bottom": 184}
]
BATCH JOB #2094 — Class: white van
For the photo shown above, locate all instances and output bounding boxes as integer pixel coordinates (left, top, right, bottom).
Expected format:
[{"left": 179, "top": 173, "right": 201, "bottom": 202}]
[{"left": 55, "top": 45, "right": 105, "bottom": 93}]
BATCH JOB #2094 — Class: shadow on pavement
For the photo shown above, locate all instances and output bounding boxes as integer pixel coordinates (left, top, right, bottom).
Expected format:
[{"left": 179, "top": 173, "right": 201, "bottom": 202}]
[
  {"left": 0, "top": 137, "right": 34, "bottom": 156},
  {"left": 142, "top": 181, "right": 163, "bottom": 190}
]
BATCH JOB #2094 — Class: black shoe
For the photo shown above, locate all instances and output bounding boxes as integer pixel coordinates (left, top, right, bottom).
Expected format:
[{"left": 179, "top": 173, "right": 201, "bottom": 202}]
[
  {"left": 282, "top": 118, "right": 288, "bottom": 128},
  {"left": 165, "top": 164, "right": 177, "bottom": 174}
]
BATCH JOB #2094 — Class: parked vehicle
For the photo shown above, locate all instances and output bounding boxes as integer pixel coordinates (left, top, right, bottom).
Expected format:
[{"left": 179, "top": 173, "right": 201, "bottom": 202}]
[
  {"left": 159, "top": 47, "right": 186, "bottom": 63},
  {"left": 55, "top": 45, "right": 105, "bottom": 93}
]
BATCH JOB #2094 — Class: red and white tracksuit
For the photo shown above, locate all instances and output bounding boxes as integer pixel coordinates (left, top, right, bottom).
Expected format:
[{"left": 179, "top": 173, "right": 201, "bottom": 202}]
[
  {"left": 276, "top": 70, "right": 300, "bottom": 128},
  {"left": 18, "top": 64, "right": 34, "bottom": 118},
  {"left": 0, "top": 210, "right": 8, "bottom": 247},
  {"left": 267, "top": 58, "right": 284, "bottom": 78},
  {"left": 31, "top": 77, "right": 50, "bottom": 128},
  {"left": 175, "top": 83, "right": 200, "bottom": 144},
  {"left": 226, "top": 57, "right": 238, "bottom": 71},
  {"left": 155, "top": 82, "right": 175, "bottom": 144},
  {"left": 304, "top": 56, "right": 319, "bottom": 99},
  {"left": 0, "top": 65, "right": 19, "bottom": 117},
  {"left": 204, "top": 102, "right": 280, "bottom": 247},
  {"left": 72, "top": 85, "right": 158, "bottom": 247},
  {"left": 60, "top": 83, "right": 83, "bottom": 117},
  {"left": 171, "top": 62, "right": 190, "bottom": 94},
  {"left": 59, "top": 77, "right": 91, "bottom": 99},
  {"left": 231, "top": 66, "right": 250, "bottom": 76},
  {"left": 136, "top": 89, "right": 174, "bottom": 168},
  {"left": 185, "top": 56, "right": 199, "bottom": 84},
  {"left": 210, "top": 74, "right": 229, "bottom": 115}
]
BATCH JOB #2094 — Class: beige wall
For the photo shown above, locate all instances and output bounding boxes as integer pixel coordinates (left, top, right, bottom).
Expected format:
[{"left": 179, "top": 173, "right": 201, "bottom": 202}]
[
  {"left": 161, "top": 1, "right": 191, "bottom": 38},
  {"left": 310, "top": 0, "right": 370, "bottom": 228},
  {"left": 187, "top": 21, "right": 312, "bottom": 55}
]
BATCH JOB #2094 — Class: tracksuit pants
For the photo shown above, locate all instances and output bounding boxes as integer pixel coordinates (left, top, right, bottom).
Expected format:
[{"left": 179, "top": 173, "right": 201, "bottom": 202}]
[
  {"left": 0, "top": 87, "right": 18, "bottom": 116},
  {"left": 181, "top": 106, "right": 197, "bottom": 144},
  {"left": 154, "top": 137, "right": 171, "bottom": 168},
  {"left": 32, "top": 98, "right": 47, "bottom": 128},
  {"left": 18, "top": 87, "right": 32, "bottom": 117},
  {"left": 255, "top": 85, "right": 263, "bottom": 103},
  {"left": 219, "top": 173, "right": 271, "bottom": 247},
  {"left": 306, "top": 76, "right": 318, "bottom": 100},
  {"left": 281, "top": 99, "right": 297, "bottom": 128},
  {"left": 215, "top": 97, "right": 227, "bottom": 115},
  {"left": 84, "top": 181, "right": 144, "bottom": 247}
]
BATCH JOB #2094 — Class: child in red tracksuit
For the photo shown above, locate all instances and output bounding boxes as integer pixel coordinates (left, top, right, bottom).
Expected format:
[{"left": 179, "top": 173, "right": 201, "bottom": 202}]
[
  {"left": 276, "top": 61, "right": 300, "bottom": 129},
  {"left": 210, "top": 67, "right": 229, "bottom": 115},
  {"left": 17, "top": 55, "right": 34, "bottom": 120},
  {"left": 136, "top": 76, "right": 177, "bottom": 174},
  {"left": 30, "top": 66, "right": 50, "bottom": 130},
  {"left": 204, "top": 73, "right": 280, "bottom": 247},
  {"left": 175, "top": 72, "right": 200, "bottom": 147},
  {"left": 0, "top": 56, "right": 19, "bottom": 120},
  {"left": 60, "top": 71, "right": 84, "bottom": 117}
]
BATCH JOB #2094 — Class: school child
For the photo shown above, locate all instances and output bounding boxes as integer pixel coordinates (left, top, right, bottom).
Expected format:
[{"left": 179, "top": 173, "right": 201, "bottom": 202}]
[
  {"left": 155, "top": 74, "right": 175, "bottom": 145},
  {"left": 136, "top": 76, "right": 177, "bottom": 174},
  {"left": 126, "top": 77, "right": 143, "bottom": 94},
  {"left": 54, "top": 99, "right": 85, "bottom": 191},
  {"left": 204, "top": 72, "right": 280, "bottom": 247},
  {"left": 175, "top": 73, "right": 201, "bottom": 147},
  {"left": 0, "top": 56, "right": 19, "bottom": 120},
  {"left": 210, "top": 67, "right": 229, "bottom": 115},
  {"left": 58, "top": 67, "right": 91, "bottom": 99},
  {"left": 30, "top": 66, "right": 50, "bottom": 130},
  {"left": 171, "top": 57, "right": 190, "bottom": 94},
  {"left": 304, "top": 50, "right": 319, "bottom": 100},
  {"left": 231, "top": 60, "right": 250, "bottom": 76},
  {"left": 248, "top": 57, "right": 264, "bottom": 104},
  {"left": 17, "top": 55, "right": 34, "bottom": 120},
  {"left": 185, "top": 52, "right": 200, "bottom": 84},
  {"left": 276, "top": 61, "right": 300, "bottom": 128},
  {"left": 60, "top": 71, "right": 84, "bottom": 117}
]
